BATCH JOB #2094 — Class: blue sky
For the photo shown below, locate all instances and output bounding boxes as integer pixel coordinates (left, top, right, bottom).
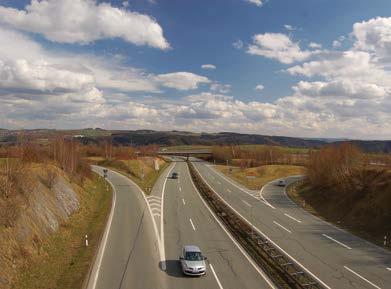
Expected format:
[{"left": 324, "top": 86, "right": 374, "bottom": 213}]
[{"left": 0, "top": 0, "right": 390, "bottom": 139}]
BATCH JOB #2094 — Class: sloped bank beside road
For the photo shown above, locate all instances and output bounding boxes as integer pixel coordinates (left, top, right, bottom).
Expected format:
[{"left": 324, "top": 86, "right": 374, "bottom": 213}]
[{"left": 0, "top": 163, "right": 112, "bottom": 289}]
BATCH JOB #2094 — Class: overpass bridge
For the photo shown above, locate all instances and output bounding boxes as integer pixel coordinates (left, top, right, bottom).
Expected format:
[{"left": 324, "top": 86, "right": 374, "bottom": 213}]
[{"left": 158, "top": 149, "right": 212, "bottom": 160}]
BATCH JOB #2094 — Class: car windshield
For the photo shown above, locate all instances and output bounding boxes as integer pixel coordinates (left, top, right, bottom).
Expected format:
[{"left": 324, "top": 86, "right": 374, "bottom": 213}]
[{"left": 185, "top": 251, "right": 203, "bottom": 261}]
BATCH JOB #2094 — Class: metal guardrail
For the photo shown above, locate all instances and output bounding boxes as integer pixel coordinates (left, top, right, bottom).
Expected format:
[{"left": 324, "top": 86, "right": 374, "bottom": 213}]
[{"left": 188, "top": 161, "right": 324, "bottom": 289}]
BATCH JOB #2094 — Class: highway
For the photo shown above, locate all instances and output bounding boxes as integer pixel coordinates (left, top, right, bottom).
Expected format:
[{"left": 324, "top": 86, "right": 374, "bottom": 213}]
[
  {"left": 87, "top": 162, "right": 276, "bottom": 289},
  {"left": 163, "top": 158, "right": 276, "bottom": 289},
  {"left": 191, "top": 159, "right": 391, "bottom": 289},
  {"left": 86, "top": 166, "right": 167, "bottom": 289},
  {"left": 87, "top": 159, "right": 390, "bottom": 289}
]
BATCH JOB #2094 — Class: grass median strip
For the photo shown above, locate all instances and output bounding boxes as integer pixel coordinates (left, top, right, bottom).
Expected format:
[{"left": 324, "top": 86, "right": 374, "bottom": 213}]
[{"left": 97, "top": 158, "right": 169, "bottom": 194}]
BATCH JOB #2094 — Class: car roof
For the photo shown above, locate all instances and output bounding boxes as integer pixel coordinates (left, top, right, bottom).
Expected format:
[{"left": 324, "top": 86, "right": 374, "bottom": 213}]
[{"left": 183, "top": 245, "right": 201, "bottom": 252}]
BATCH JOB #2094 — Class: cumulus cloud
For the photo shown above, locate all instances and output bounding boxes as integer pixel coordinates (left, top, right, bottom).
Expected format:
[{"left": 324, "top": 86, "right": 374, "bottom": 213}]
[
  {"left": 210, "top": 82, "right": 231, "bottom": 94},
  {"left": 0, "top": 0, "right": 170, "bottom": 49},
  {"left": 201, "top": 64, "right": 216, "bottom": 70},
  {"left": 293, "top": 80, "right": 388, "bottom": 99},
  {"left": 154, "top": 72, "right": 210, "bottom": 90},
  {"left": 247, "top": 33, "right": 314, "bottom": 64},
  {"left": 255, "top": 84, "right": 264, "bottom": 91},
  {"left": 233, "top": 39, "right": 244, "bottom": 49},
  {"left": 353, "top": 17, "right": 391, "bottom": 61},
  {"left": 309, "top": 42, "right": 322, "bottom": 49},
  {"left": 245, "top": 0, "right": 263, "bottom": 7},
  {"left": 284, "top": 25, "right": 296, "bottom": 31},
  {"left": 1, "top": 14, "right": 390, "bottom": 139}
]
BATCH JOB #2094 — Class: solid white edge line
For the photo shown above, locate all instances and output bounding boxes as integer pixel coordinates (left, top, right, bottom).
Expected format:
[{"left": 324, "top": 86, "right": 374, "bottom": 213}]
[
  {"left": 322, "top": 234, "right": 352, "bottom": 250},
  {"left": 182, "top": 198, "right": 186, "bottom": 205},
  {"left": 179, "top": 186, "right": 182, "bottom": 192},
  {"left": 205, "top": 163, "right": 276, "bottom": 209},
  {"left": 107, "top": 165, "right": 174, "bottom": 272},
  {"left": 284, "top": 213, "right": 302, "bottom": 223},
  {"left": 186, "top": 165, "right": 277, "bottom": 289},
  {"left": 273, "top": 221, "right": 292, "bottom": 233},
  {"left": 89, "top": 169, "right": 117, "bottom": 289},
  {"left": 282, "top": 176, "right": 391, "bottom": 255},
  {"left": 259, "top": 183, "right": 276, "bottom": 209},
  {"left": 242, "top": 200, "right": 252, "bottom": 207},
  {"left": 210, "top": 264, "right": 224, "bottom": 289},
  {"left": 344, "top": 266, "right": 382, "bottom": 289},
  {"left": 192, "top": 163, "right": 331, "bottom": 289},
  {"left": 189, "top": 218, "right": 196, "bottom": 231},
  {"left": 160, "top": 164, "right": 176, "bottom": 270}
]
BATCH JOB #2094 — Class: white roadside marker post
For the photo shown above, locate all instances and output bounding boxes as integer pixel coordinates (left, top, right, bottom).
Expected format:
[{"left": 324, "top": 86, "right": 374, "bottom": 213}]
[
  {"left": 384, "top": 236, "right": 387, "bottom": 247},
  {"left": 85, "top": 234, "right": 89, "bottom": 247}
]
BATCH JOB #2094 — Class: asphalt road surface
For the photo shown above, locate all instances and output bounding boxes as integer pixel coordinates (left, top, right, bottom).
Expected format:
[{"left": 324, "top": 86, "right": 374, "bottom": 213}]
[
  {"left": 163, "top": 158, "right": 276, "bottom": 289},
  {"left": 191, "top": 159, "right": 391, "bottom": 289},
  {"left": 86, "top": 166, "right": 166, "bottom": 289},
  {"left": 87, "top": 162, "right": 276, "bottom": 289}
]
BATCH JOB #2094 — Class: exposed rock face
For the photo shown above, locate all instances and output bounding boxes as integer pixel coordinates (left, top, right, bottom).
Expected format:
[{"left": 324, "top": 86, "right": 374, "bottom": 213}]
[{"left": 0, "top": 166, "right": 79, "bottom": 289}]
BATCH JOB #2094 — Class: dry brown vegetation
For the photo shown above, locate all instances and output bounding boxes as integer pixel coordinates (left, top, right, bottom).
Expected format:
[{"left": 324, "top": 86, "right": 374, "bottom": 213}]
[
  {"left": 296, "top": 143, "right": 391, "bottom": 246},
  {"left": 216, "top": 164, "right": 306, "bottom": 190},
  {"left": 212, "top": 145, "right": 308, "bottom": 167}
]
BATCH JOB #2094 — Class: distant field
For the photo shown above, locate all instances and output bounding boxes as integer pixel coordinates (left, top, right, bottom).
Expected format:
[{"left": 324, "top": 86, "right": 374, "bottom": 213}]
[
  {"left": 236, "top": 144, "right": 310, "bottom": 154},
  {"left": 215, "top": 164, "right": 306, "bottom": 190}
]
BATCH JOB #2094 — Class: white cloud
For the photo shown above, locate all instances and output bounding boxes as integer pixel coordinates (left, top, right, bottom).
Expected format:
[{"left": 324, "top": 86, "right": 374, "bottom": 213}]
[
  {"left": 255, "top": 84, "right": 264, "bottom": 91},
  {"left": 201, "top": 64, "right": 216, "bottom": 70},
  {"left": 154, "top": 72, "right": 210, "bottom": 90},
  {"left": 0, "top": 0, "right": 170, "bottom": 49},
  {"left": 332, "top": 36, "right": 345, "bottom": 48},
  {"left": 352, "top": 17, "right": 391, "bottom": 61},
  {"left": 1, "top": 16, "right": 391, "bottom": 139},
  {"left": 245, "top": 0, "right": 263, "bottom": 7},
  {"left": 210, "top": 82, "right": 231, "bottom": 94},
  {"left": 293, "top": 80, "right": 388, "bottom": 99},
  {"left": 233, "top": 39, "right": 244, "bottom": 50},
  {"left": 284, "top": 25, "right": 296, "bottom": 31},
  {"left": 332, "top": 40, "right": 342, "bottom": 48},
  {"left": 286, "top": 50, "right": 391, "bottom": 85},
  {"left": 309, "top": 42, "right": 322, "bottom": 49},
  {"left": 122, "top": 1, "right": 129, "bottom": 8},
  {"left": 247, "top": 33, "right": 313, "bottom": 64}
]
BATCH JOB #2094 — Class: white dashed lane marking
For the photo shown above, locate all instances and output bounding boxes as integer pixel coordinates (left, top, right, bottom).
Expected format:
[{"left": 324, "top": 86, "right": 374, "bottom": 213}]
[
  {"left": 189, "top": 218, "right": 196, "bottom": 231},
  {"left": 344, "top": 266, "right": 382, "bottom": 289},
  {"left": 273, "top": 221, "right": 292, "bottom": 233},
  {"left": 284, "top": 213, "right": 302, "bottom": 223},
  {"left": 322, "top": 234, "right": 352, "bottom": 250}
]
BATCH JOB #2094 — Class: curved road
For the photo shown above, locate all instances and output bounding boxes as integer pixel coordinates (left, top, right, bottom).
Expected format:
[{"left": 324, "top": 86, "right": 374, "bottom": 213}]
[
  {"left": 191, "top": 159, "right": 391, "bottom": 289},
  {"left": 86, "top": 166, "right": 166, "bottom": 289},
  {"left": 87, "top": 162, "right": 276, "bottom": 289}
]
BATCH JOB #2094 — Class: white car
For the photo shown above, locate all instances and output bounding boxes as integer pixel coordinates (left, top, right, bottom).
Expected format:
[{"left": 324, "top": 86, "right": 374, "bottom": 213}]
[
  {"left": 277, "top": 179, "right": 286, "bottom": 187},
  {"left": 179, "top": 245, "right": 207, "bottom": 276}
]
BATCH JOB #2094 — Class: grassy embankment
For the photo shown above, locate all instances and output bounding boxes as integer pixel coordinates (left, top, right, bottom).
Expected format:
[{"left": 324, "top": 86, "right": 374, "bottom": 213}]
[
  {"left": 286, "top": 143, "right": 391, "bottom": 248},
  {"left": 13, "top": 173, "right": 112, "bottom": 289},
  {"left": 94, "top": 157, "right": 169, "bottom": 194},
  {"left": 287, "top": 169, "right": 391, "bottom": 248},
  {"left": 215, "top": 164, "right": 306, "bottom": 190}
]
